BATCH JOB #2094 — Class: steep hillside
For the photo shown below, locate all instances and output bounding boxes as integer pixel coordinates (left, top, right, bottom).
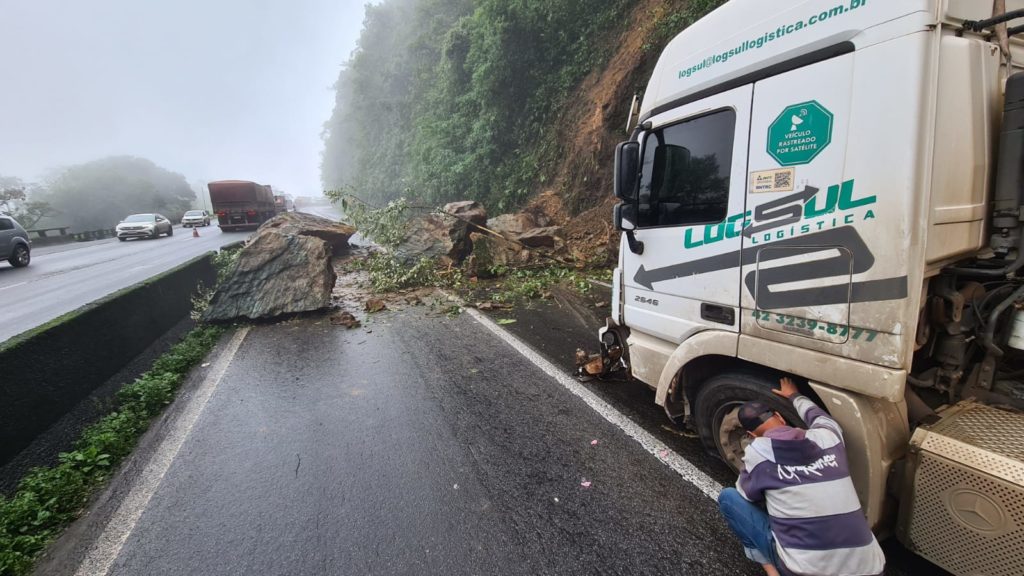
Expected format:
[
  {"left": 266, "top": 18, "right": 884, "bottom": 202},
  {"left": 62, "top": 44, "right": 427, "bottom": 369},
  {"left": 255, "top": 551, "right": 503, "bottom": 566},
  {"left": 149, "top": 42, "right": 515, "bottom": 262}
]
[
  {"left": 534, "top": 0, "right": 728, "bottom": 263},
  {"left": 321, "top": 0, "right": 728, "bottom": 257}
]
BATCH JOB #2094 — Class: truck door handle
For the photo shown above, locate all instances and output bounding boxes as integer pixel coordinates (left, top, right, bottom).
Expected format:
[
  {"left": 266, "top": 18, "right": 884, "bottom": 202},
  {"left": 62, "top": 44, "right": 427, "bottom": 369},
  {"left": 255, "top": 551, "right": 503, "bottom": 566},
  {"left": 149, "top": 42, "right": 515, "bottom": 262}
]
[{"left": 701, "top": 303, "right": 735, "bottom": 326}]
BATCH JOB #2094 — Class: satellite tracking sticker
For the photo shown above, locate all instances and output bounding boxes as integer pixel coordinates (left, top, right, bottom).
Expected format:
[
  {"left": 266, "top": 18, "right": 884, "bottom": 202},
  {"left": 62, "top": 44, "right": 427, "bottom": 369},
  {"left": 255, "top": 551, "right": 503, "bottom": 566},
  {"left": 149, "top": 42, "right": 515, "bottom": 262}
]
[
  {"left": 768, "top": 101, "right": 833, "bottom": 166},
  {"left": 751, "top": 168, "right": 795, "bottom": 193}
]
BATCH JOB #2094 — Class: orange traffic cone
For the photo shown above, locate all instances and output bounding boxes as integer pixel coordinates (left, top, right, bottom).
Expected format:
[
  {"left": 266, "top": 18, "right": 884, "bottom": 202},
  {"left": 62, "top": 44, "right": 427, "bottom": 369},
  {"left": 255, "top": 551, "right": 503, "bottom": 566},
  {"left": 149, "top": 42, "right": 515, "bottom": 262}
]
[{"left": 192, "top": 227, "right": 200, "bottom": 238}]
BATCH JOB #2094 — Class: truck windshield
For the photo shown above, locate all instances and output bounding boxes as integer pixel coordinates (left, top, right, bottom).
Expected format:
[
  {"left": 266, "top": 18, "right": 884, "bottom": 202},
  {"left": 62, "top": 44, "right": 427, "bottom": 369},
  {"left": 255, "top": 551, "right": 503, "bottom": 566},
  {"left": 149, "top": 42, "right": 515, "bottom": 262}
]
[{"left": 637, "top": 109, "right": 735, "bottom": 228}]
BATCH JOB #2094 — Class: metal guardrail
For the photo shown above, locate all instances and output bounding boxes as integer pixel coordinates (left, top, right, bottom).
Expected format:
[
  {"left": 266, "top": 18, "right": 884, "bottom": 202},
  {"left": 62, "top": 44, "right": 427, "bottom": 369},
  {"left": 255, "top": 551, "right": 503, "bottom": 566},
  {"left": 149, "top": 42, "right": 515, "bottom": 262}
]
[
  {"left": 70, "top": 228, "right": 116, "bottom": 242},
  {"left": 26, "top": 227, "right": 117, "bottom": 245},
  {"left": 26, "top": 226, "right": 70, "bottom": 239}
]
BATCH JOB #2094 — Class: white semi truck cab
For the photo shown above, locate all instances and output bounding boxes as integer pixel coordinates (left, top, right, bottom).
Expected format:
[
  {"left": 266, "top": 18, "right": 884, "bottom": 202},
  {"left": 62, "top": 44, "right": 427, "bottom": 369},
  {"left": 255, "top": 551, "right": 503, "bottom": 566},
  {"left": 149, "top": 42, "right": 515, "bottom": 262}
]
[{"left": 598, "top": 1, "right": 1024, "bottom": 574}]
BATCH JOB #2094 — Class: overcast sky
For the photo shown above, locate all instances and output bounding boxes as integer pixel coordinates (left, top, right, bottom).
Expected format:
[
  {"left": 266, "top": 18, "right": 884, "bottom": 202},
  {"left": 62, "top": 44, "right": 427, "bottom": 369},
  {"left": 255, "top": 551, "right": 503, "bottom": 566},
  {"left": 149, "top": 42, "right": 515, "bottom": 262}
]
[{"left": 0, "top": 0, "right": 367, "bottom": 197}]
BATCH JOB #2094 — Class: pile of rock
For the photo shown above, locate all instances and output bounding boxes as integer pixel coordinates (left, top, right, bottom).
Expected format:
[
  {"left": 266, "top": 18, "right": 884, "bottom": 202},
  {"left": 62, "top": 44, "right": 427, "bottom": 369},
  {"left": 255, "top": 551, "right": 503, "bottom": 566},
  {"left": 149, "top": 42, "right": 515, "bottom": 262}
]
[
  {"left": 392, "top": 200, "right": 566, "bottom": 277},
  {"left": 467, "top": 211, "right": 565, "bottom": 277},
  {"left": 392, "top": 201, "right": 487, "bottom": 264},
  {"left": 204, "top": 212, "right": 356, "bottom": 322},
  {"left": 203, "top": 200, "right": 570, "bottom": 323}
]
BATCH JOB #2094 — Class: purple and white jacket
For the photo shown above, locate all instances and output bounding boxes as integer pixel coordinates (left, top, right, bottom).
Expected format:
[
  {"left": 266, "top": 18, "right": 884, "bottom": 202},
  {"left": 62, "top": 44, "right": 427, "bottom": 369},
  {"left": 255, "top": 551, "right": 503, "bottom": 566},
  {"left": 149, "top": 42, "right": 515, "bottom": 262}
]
[{"left": 736, "top": 395, "right": 885, "bottom": 576}]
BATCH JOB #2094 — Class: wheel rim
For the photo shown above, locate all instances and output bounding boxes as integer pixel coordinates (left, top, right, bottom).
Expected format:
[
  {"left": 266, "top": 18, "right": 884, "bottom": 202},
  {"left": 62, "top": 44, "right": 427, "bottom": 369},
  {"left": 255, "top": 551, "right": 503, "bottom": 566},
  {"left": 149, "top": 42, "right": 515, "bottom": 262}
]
[
  {"left": 15, "top": 247, "right": 28, "bottom": 265},
  {"left": 713, "top": 403, "right": 751, "bottom": 472}
]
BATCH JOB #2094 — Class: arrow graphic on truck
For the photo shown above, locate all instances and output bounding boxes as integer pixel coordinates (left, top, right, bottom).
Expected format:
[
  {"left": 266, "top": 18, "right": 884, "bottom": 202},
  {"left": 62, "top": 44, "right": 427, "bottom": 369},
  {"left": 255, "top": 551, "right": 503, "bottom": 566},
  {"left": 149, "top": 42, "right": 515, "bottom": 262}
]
[{"left": 633, "top": 226, "right": 907, "bottom": 310}]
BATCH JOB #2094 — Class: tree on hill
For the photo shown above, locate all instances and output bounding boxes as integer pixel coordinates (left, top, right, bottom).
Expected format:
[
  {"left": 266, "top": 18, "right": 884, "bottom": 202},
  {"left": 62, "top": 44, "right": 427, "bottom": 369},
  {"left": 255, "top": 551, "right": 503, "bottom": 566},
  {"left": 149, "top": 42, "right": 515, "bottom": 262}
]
[
  {"left": 321, "top": 0, "right": 631, "bottom": 211},
  {"left": 321, "top": 0, "right": 729, "bottom": 216},
  {"left": 0, "top": 176, "right": 59, "bottom": 229},
  {"left": 43, "top": 156, "right": 194, "bottom": 232}
]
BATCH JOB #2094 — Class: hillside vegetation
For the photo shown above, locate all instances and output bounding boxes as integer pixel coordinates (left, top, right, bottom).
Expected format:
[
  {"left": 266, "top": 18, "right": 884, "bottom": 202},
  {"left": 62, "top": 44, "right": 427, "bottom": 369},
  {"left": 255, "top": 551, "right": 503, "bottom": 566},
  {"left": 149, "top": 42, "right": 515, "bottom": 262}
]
[{"left": 322, "top": 0, "right": 727, "bottom": 218}]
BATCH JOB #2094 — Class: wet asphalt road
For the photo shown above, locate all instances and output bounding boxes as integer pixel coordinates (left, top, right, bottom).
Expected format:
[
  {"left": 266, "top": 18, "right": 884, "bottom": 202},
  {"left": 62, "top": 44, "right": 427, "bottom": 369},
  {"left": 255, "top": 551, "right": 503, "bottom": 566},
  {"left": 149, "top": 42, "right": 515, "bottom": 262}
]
[
  {"left": 0, "top": 225, "right": 245, "bottom": 343},
  {"left": 48, "top": 307, "right": 759, "bottom": 576},
  {"left": 40, "top": 286, "right": 942, "bottom": 575}
]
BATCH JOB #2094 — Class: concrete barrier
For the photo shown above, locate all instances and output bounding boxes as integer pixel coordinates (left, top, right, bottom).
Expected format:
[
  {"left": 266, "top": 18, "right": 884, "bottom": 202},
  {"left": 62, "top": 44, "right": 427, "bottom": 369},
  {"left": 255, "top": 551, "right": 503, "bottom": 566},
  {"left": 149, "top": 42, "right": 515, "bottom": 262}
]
[{"left": 0, "top": 253, "right": 217, "bottom": 465}]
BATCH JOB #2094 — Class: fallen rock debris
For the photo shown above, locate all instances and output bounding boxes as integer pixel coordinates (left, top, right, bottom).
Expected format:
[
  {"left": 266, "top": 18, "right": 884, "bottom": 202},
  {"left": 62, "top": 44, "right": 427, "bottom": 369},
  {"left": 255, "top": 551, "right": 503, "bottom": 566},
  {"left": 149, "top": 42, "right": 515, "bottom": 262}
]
[
  {"left": 487, "top": 212, "right": 539, "bottom": 237},
  {"left": 330, "top": 311, "right": 361, "bottom": 329},
  {"left": 475, "top": 301, "right": 513, "bottom": 311},
  {"left": 515, "top": 226, "right": 563, "bottom": 249},
  {"left": 393, "top": 200, "right": 488, "bottom": 265},
  {"left": 364, "top": 298, "right": 387, "bottom": 313},
  {"left": 204, "top": 212, "right": 355, "bottom": 322}
]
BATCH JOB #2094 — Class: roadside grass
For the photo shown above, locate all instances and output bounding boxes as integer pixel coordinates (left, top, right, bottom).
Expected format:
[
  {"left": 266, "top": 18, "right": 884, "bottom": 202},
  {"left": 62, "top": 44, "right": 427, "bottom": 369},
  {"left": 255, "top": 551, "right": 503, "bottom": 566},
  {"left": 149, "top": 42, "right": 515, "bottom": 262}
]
[
  {"left": 0, "top": 325, "right": 224, "bottom": 575},
  {"left": 0, "top": 247, "right": 241, "bottom": 576}
]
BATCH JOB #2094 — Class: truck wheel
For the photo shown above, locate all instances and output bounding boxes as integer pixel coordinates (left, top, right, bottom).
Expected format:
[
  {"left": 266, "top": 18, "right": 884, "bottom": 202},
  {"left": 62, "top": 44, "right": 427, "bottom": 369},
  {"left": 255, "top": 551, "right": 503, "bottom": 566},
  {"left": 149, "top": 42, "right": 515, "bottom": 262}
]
[{"left": 693, "top": 371, "right": 802, "bottom": 472}]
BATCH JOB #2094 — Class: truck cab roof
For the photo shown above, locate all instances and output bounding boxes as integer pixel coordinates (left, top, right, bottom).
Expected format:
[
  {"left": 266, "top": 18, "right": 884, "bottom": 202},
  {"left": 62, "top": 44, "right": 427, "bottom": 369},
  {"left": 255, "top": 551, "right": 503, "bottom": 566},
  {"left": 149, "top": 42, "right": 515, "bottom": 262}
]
[{"left": 640, "top": 0, "right": 1024, "bottom": 124}]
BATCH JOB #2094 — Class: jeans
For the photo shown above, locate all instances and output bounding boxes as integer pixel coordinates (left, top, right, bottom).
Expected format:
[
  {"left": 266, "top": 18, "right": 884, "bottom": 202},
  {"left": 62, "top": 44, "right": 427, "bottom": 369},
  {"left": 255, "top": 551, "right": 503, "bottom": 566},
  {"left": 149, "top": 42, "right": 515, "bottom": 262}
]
[{"left": 718, "top": 488, "right": 785, "bottom": 571}]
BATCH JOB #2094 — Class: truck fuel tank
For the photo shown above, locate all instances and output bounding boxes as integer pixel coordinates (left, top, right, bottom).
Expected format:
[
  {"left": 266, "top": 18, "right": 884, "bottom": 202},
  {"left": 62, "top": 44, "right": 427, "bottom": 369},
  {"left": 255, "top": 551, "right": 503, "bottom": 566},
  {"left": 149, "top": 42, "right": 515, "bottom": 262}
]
[{"left": 897, "top": 402, "right": 1024, "bottom": 576}]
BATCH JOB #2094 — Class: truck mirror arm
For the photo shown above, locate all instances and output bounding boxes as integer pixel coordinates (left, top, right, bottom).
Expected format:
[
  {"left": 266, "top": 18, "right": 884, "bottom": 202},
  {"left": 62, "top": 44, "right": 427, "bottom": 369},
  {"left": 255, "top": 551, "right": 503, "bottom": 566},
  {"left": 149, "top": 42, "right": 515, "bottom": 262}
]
[{"left": 625, "top": 230, "right": 644, "bottom": 255}]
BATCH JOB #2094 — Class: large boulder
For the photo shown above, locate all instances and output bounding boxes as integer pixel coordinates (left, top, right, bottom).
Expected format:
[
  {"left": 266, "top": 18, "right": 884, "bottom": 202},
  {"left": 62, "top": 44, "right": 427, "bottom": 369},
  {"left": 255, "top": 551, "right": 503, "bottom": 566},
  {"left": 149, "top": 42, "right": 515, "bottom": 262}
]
[
  {"left": 394, "top": 201, "right": 488, "bottom": 265},
  {"left": 515, "top": 226, "right": 563, "bottom": 248},
  {"left": 487, "top": 213, "right": 538, "bottom": 237},
  {"left": 464, "top": 232, "right": 531, "bottom": 277},
  {"left": 444, "top": 201, "right": 487, "bottom": 227},
  {"left": 203, "top": 213, "right": 354, "bottom": 321},
  {"left": 393, "top": 213, "right": 467, "bottom": 264},
  {"left": 259, "top": 212, "right": 355, "bottom": 252}
]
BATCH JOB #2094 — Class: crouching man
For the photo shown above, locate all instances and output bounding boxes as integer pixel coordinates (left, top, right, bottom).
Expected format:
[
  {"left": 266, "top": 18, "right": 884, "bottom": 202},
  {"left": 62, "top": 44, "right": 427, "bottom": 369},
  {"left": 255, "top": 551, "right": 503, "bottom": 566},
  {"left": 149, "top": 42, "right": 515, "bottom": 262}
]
[{"left": 717, "top": 377, "right": 885, "bottom": 576}]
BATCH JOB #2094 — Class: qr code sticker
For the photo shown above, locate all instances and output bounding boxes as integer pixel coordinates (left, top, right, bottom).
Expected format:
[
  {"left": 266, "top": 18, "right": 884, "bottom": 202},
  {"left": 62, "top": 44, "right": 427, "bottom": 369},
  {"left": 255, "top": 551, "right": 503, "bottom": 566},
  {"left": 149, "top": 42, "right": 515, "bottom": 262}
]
[{"left": 774, "top": 171, "right": 792, "bottom": 190}]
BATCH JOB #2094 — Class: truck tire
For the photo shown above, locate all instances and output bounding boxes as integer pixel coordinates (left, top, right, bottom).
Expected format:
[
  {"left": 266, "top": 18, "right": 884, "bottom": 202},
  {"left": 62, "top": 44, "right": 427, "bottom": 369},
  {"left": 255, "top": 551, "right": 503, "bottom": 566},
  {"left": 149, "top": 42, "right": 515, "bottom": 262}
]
[{"left": 693, "top": 371, "right": 802, "bottom": 472}]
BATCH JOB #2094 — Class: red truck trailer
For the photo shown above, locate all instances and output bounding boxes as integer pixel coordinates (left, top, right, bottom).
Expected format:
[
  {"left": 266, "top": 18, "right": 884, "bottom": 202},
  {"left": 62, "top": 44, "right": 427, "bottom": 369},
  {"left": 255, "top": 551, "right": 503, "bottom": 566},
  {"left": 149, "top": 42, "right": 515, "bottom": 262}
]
[{"left": 208, "top": 180, "right": 276, "bottom": 231}]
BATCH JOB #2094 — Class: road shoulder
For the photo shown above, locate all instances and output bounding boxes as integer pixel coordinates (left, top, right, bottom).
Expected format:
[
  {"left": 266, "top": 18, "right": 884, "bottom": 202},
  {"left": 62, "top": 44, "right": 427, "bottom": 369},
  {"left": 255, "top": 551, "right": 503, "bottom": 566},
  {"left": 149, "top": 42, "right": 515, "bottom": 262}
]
[{"left": 33, "top": 327, "right": 245, "bottom": 576}]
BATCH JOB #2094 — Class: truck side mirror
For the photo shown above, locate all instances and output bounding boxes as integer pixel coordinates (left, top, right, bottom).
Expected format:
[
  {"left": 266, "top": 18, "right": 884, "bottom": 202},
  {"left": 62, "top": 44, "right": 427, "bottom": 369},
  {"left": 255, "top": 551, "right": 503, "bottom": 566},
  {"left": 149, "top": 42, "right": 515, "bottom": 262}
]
[
  {"left": 614, "top": 202, "right": 637, "bottom": 231},
  {"left": 614, "top": 203, "right": 644, "bottom": 255},
  {"left": 614, "top": 141, "right": 640, "bottom": 201}
]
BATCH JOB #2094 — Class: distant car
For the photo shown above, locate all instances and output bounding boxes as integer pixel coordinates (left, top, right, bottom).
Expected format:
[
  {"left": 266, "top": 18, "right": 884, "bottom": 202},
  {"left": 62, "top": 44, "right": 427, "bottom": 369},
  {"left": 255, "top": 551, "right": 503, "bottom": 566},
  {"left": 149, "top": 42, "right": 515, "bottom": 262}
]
[
  {"left": 116, "top": 213, "right": 173, "bottom": 241},
  {"left": 0, "top": 214, "right": 31, "bottom": 267},
  {"left": 181, "top": 210, "right": 211, "bottom": 227}
]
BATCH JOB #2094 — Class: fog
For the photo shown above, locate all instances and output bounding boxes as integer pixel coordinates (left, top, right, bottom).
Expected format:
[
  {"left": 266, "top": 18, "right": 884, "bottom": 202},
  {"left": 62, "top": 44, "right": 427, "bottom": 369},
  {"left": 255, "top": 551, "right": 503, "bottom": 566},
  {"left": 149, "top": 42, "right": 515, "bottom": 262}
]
[{"left": 0, "top": 0, "right": 367, "bottom": 198}]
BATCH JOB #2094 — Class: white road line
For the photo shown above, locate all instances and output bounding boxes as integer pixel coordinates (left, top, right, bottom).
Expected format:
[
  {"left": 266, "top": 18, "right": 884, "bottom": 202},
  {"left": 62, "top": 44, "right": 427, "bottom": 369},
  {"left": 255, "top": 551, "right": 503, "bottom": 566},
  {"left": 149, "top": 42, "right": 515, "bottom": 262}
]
[
  {"left": 0, "top": 281, "right": 28, "bottom": 291},
  {"left": 465, "top": 308, "right": 724, "bottom": 501},
  {"left": 74, "top": 327, "right": 250, "bottom": 576}
]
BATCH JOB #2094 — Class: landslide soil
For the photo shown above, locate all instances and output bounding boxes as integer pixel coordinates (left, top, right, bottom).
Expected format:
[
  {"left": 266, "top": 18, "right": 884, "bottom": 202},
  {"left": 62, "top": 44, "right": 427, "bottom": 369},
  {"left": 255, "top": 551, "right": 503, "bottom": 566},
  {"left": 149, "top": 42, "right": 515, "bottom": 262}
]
[{"left": 525, "top": 0, "right": 690, "bottom": 266}]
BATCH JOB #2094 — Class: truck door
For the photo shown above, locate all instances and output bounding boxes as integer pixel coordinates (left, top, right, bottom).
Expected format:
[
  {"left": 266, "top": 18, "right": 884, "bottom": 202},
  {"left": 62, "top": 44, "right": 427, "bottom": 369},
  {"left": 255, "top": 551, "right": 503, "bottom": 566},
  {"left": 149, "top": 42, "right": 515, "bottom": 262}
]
[{"left": 622, "top": 85, "right": 752, "bottom": 344}]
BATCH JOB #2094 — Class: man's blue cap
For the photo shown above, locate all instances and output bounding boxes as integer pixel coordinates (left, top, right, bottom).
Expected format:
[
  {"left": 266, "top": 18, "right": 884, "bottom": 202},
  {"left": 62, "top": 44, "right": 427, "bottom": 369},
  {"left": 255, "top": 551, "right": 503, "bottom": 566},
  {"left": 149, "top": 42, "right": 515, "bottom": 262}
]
[{"left": 738, "top": 401, "right": 774, "bottom": 432}]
